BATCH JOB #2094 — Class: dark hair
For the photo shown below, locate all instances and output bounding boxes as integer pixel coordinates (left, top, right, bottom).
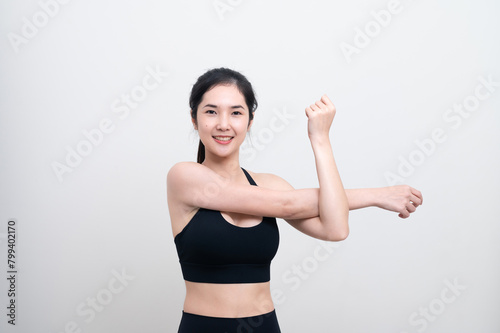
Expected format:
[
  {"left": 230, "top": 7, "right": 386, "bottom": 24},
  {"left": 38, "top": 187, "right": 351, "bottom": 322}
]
[{"left": 189, "top": 68, "right": 258, "bottom": 163}]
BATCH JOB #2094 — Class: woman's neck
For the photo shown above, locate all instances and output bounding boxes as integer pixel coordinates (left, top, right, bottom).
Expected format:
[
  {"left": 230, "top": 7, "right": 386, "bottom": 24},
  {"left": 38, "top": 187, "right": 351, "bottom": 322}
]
[{"left": 202, "top": 153, "right": 242, "bottom": 179}]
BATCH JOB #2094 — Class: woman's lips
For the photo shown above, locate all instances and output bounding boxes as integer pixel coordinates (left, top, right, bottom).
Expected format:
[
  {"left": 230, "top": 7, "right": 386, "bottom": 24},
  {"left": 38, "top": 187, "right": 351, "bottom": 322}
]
[{"left": 213, "top": 136, "right": 233, "bottom": 144}]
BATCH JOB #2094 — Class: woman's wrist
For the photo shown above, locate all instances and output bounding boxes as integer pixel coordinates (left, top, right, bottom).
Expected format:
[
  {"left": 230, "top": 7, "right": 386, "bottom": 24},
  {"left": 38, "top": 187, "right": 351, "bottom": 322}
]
[
  {"left": 365, "top": 187, "right": 381, "bottom": 208},
  {"left": 309, "top": 134, "right": 331, "bottom": 149},
  {"left": 346, "top": 188, "right": 379, "bottom": 210}
]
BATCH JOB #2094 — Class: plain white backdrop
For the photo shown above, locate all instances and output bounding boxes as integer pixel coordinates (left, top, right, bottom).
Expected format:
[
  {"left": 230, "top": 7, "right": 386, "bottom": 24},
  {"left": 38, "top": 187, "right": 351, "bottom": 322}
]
[{"left": 1, "top": 0, "right": 499, "bottom": 332}]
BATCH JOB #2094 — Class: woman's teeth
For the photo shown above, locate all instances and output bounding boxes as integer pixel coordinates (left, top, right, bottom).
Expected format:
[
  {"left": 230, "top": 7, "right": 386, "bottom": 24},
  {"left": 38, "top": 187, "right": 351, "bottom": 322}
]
[{"left": 214, "top": 136, "right": 232, "bottom": 141}]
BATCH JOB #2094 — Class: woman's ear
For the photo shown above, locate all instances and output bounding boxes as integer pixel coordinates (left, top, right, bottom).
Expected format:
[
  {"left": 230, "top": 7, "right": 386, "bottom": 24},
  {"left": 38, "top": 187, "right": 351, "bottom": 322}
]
[
  {"left": 247, "top": 112, "right": 255, "bottom": 131},
  {"left": 191, "top": 111, "right": 198, "bottom": 130}
]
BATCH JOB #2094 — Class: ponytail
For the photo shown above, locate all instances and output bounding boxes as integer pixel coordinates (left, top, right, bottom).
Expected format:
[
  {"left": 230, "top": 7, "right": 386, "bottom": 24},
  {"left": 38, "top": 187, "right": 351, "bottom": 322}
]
[{"left": 197, "top": 140, "right": 205, "bottom": 164}]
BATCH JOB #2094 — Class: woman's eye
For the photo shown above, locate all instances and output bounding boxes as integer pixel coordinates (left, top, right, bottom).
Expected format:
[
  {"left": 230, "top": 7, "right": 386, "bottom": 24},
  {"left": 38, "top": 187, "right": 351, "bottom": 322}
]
[
  {"left": 206, "top": 110, "right": 216, "bottom": 114},
  {"left": 232, "top": 111, "right": 242, "bottom": 115}
]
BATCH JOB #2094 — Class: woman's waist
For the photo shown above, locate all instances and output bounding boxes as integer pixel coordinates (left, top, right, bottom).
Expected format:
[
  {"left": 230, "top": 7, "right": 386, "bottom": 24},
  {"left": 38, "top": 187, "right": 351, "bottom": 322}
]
[{"left": 183, "top": 281, "right": 274, "bottom": 317}]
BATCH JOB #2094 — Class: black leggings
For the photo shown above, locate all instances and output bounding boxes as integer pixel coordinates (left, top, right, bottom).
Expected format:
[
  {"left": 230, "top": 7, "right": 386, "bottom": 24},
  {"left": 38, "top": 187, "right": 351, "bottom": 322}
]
[{"left": 178, "top": 309, "right": 281, "bottom": 333}]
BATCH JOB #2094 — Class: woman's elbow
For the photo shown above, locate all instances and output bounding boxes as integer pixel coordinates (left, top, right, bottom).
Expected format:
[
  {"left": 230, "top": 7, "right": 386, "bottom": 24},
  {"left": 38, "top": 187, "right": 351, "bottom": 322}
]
[
  {"left": 326, "top": 216, "right": 349, "bottom": 242},
  {"left": 326, "top": 228, "right": 349, "bottom": 242}
]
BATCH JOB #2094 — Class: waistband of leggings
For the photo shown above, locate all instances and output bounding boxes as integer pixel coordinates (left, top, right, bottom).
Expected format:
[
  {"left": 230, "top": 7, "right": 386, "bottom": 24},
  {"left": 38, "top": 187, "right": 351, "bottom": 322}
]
[{"left": 181, "top": 309, "right": 276, "bottom": 320}]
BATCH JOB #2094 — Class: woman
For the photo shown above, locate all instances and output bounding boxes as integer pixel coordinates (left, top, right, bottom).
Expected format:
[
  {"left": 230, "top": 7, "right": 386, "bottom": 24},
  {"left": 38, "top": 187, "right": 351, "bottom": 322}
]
[{"left": 167, "top": 68, "right": 422, "bottom": 332}]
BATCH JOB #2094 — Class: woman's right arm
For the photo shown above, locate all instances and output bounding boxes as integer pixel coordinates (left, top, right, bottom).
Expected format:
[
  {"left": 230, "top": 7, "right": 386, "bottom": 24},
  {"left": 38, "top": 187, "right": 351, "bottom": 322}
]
[{"left": 346, "top": 186, "right": 423, "bottom": 218}]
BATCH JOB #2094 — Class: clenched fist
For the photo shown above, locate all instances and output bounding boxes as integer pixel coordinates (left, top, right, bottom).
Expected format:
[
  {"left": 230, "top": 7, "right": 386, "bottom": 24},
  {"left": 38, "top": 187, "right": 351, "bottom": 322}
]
[{"left": 305, "top": 95, "right": 336, "bottom": 142}]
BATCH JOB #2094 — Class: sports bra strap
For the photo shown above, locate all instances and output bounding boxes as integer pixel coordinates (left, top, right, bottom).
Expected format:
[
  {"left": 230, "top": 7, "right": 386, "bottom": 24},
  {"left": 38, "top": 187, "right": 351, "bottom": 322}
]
[{"left": 241, "top": 168, "right": 257, "bottom": 186}]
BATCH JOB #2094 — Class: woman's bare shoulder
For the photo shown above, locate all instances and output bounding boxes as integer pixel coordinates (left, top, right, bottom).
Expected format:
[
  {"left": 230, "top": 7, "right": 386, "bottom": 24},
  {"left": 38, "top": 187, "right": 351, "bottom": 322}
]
[
  {"left": 167, "top": 161, "right": 206, "bottom": 185},
  {"left": 168, "top": 161, "right": 200, "bottom": 175},
  {"left": 245, "top": 169, "right": 294, "bottom": 191}
]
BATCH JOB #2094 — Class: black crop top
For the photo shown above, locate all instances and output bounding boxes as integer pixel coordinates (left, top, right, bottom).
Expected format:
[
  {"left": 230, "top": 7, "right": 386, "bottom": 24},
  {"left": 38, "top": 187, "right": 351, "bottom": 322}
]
[{"left": 174, "top": 168, "right": 279, "bottom": 284}]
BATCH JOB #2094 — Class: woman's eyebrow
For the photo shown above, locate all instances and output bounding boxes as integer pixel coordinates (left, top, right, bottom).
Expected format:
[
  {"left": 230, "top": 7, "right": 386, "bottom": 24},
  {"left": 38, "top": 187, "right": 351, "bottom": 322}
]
[
  {"left": 202, "top": 104, "right": 218, "bottom": 109},
  {"left": 202, "top": 104, "right": 245, "bottom": 109}
]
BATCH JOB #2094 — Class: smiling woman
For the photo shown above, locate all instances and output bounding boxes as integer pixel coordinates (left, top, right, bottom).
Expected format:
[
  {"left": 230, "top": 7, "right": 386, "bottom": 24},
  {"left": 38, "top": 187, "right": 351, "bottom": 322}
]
[
  {"left": 189, "top": 68, "right": 258, "bottom": 165},
  {"left": 193, "top": 85, "right": 252, "bottom": 162},
  {"left": 166, "top": 68, "right": 423, "bottom": 332}
]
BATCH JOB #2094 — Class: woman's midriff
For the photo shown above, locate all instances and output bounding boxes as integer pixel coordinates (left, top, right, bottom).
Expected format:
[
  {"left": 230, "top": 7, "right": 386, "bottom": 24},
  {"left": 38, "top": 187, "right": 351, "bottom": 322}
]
[{"left": 183, "top": 281, "right": 275, "bottom": 318}]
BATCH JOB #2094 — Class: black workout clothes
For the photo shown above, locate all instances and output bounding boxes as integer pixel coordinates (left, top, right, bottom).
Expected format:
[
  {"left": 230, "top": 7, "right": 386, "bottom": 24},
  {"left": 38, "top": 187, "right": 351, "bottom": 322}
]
[
  {"left": 178, "top": 310, "right": 281, "bottom": 333},
  {"left": 174, "top": 168, "right": 280, "bottom": 284}
]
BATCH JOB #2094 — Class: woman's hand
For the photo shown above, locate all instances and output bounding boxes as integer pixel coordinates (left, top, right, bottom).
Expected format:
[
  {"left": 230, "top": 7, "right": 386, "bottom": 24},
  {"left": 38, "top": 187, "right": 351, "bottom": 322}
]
[
  {"left": 305, "top": 95, "right": 336, "bottom": 142},
  {"left": 375, "top": 185, "right": 423, "bottom": 219}
]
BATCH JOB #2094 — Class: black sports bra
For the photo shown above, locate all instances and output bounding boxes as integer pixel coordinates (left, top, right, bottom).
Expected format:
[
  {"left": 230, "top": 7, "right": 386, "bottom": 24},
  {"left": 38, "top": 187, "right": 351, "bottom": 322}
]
[{"left": 174, "top": 168, "right": 279, "bottom": 284}]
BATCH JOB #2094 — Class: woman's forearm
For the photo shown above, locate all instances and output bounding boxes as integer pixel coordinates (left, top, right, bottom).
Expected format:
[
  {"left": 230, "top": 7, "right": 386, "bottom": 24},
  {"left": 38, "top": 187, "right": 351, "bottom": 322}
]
[
  {"left": 304, "top": 95, "right": 349, "bottom": 240},
  {"left": 346, "top": 186, "right": 423, "bottom": 218},
  {"left": 288, "top": 186, "right": 422, "bottom": 220},
  {"left": 345, "top": 188, "right": 378, "bottom": 210},
  {"left": 311, "top": 136, "right": 349, "bottom": 240}
]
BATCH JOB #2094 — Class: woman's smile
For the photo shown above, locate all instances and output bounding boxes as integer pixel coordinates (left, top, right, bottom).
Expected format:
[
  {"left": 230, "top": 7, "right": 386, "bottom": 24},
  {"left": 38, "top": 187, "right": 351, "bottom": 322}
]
[{"left": 213, "top": 136, "right": 234, "bottom": 144}]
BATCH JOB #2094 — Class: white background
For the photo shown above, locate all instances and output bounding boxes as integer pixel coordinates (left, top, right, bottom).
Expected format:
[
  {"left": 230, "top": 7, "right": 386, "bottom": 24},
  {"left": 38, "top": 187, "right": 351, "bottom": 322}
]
[{"left": 1, "top": 0, "right": 499, "bottom": 332}]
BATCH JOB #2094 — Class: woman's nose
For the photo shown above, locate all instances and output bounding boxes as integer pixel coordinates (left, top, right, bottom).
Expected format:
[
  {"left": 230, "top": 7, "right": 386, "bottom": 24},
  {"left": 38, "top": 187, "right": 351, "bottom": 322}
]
[{"left": 217, "top": 113, "right": 230, "bottom": 130}]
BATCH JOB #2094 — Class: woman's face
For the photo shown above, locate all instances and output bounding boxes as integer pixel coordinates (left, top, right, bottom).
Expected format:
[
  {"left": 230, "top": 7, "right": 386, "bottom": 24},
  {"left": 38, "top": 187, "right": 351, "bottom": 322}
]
[{"left": 193, "top": 84, "right": 252, "bottom": 160}]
